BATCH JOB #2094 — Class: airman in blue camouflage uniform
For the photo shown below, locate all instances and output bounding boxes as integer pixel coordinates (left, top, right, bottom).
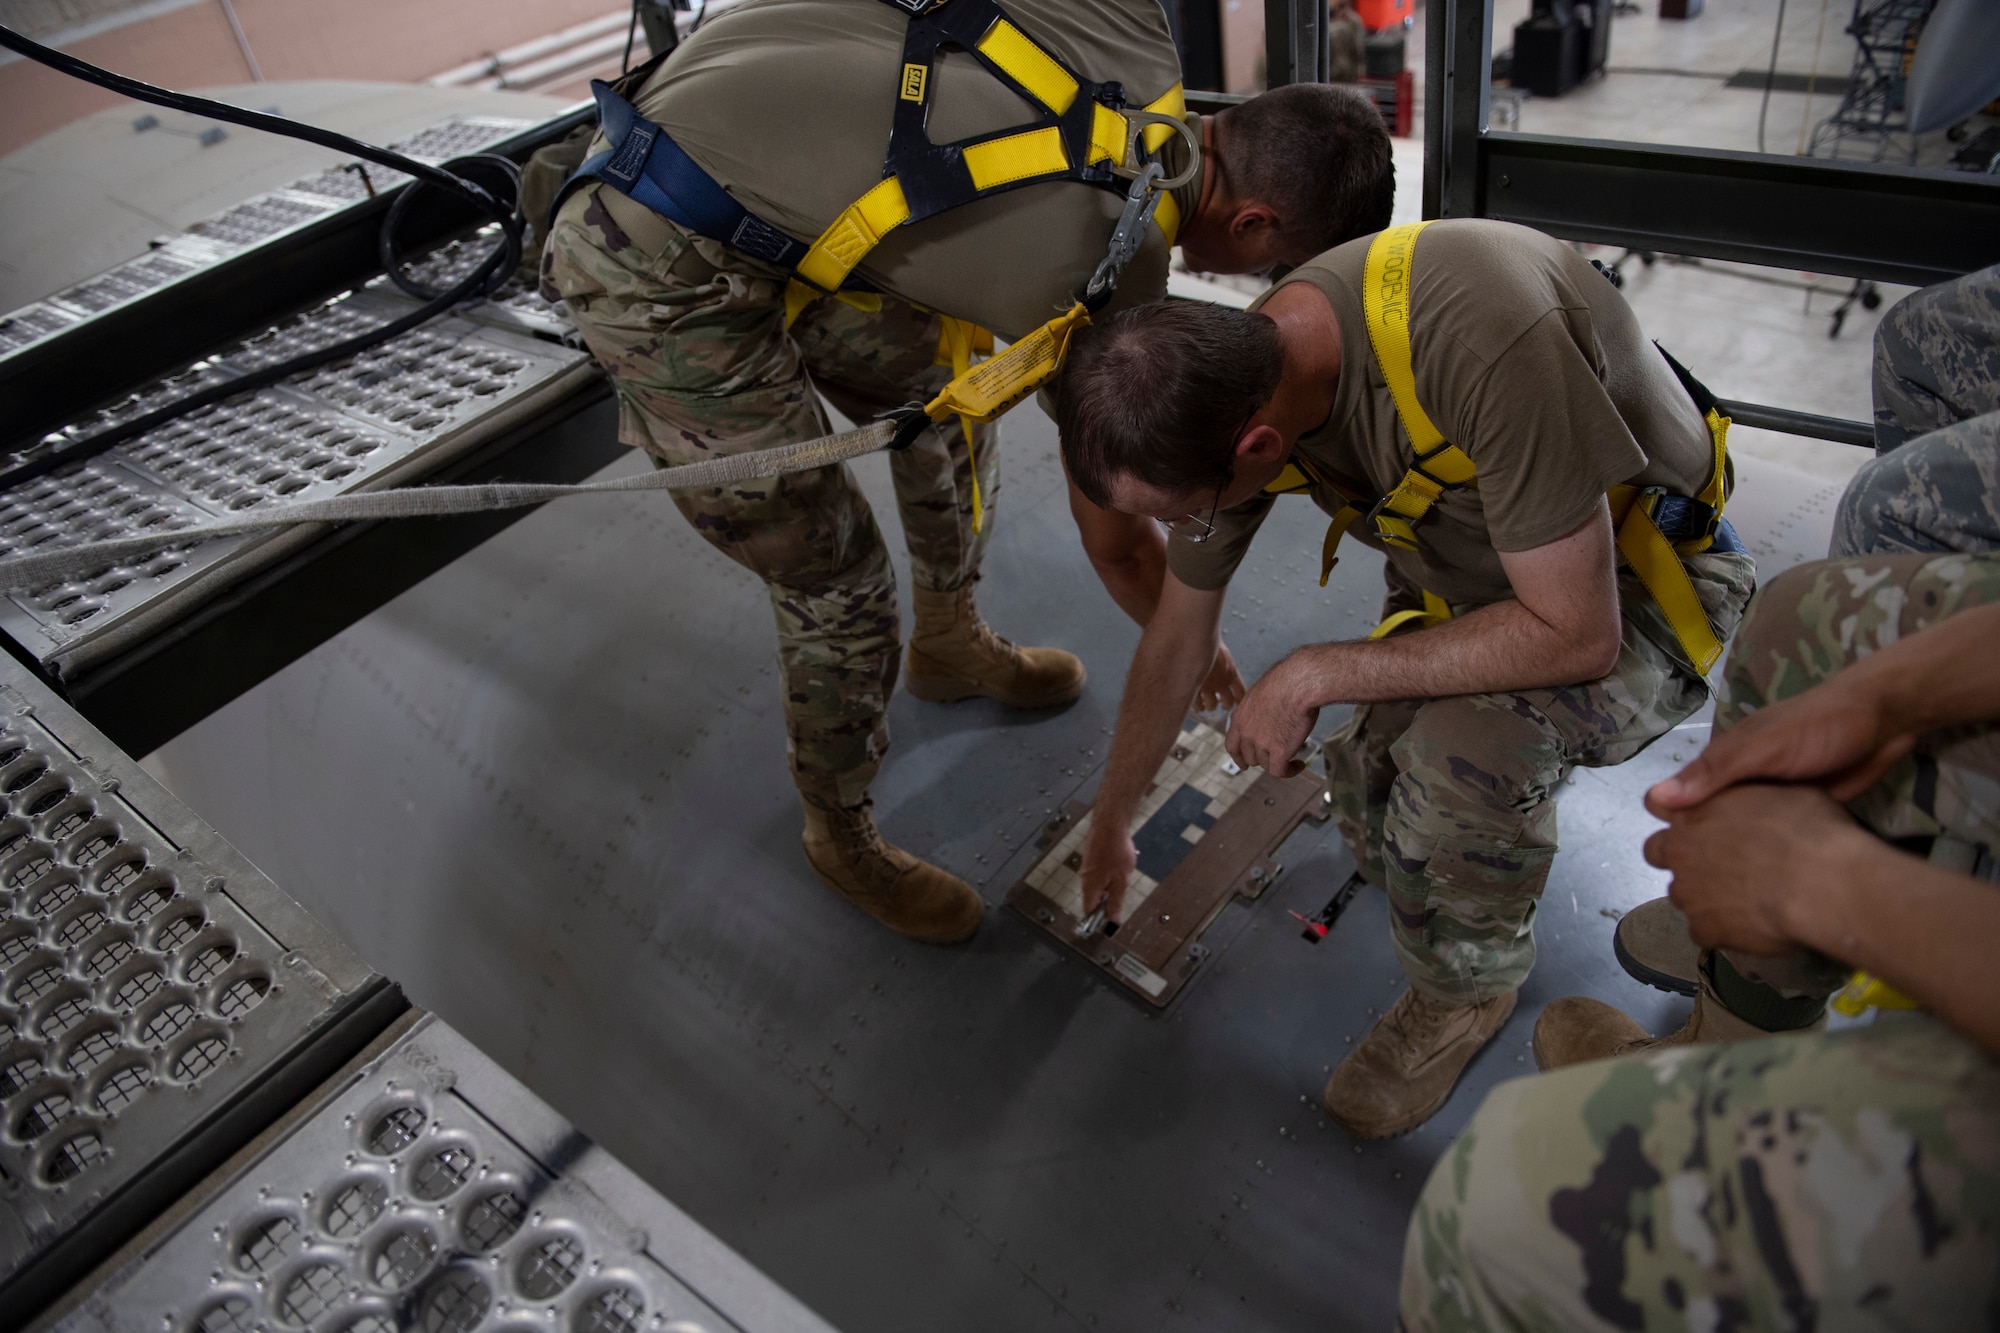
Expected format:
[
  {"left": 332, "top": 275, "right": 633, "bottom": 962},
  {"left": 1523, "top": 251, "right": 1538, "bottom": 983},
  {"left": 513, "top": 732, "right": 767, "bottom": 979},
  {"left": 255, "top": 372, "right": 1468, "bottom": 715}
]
[
  {"left": 1401, "top": 550, "right": 2000, "bottom": 1332},
  {"left": 1835, "top": 262, "right": 2000, "bottom": 557}
]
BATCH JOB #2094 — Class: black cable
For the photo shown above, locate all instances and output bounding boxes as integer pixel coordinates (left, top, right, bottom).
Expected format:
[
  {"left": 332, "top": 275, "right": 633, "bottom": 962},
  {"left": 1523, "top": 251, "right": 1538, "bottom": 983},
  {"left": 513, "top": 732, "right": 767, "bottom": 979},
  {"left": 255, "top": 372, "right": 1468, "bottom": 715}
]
[
  {"left": 1757, "top": 0, "right": 1790, "bottom": 153},
  {"left": 0, "top": 23, "right": 528, "bottom": 488},
  {"left": 623, "top": 0, "right": 641, "bottom": 72}
]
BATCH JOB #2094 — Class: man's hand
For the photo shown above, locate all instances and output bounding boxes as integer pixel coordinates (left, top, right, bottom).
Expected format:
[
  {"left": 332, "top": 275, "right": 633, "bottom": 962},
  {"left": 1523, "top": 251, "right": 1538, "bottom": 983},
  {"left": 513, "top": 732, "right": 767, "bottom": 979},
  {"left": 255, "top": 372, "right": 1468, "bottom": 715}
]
[
  {"left": 1080, "top": 817, "right": 1139, "bottom": 923},
  {"left": 1642, "top": 781, "right": 1867, "bottom": 956},
  {"left": 1649, "top": 677, "right": 1914, "bottom": 812},
  {"left": 1227, "top": 654, "right": 1319, "bottom": 776},
  {"left": 1197, "top": 641, "right": 1248, "bottom": 715}
]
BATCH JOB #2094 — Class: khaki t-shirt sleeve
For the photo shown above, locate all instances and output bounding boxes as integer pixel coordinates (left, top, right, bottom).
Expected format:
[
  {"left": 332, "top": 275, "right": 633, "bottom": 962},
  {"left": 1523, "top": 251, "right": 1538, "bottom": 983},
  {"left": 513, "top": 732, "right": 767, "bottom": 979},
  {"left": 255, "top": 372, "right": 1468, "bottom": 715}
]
[
  {"left": 1164, "top": 491, "right": 1275, "bottom": 590},
  {"left": 1448, "top": 309, "right": 1648, "bottom": 552}
]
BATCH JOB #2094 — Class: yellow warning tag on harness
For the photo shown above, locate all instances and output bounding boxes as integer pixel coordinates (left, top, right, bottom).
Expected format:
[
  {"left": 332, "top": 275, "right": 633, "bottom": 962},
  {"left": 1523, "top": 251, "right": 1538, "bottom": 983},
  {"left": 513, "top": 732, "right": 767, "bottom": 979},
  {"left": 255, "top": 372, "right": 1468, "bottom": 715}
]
[
  {"left": 900, "top": 62, "right": 929, "bottom": 102},
  {"left": 923, "top": 303, "right": 1092, "bottom": 425}
]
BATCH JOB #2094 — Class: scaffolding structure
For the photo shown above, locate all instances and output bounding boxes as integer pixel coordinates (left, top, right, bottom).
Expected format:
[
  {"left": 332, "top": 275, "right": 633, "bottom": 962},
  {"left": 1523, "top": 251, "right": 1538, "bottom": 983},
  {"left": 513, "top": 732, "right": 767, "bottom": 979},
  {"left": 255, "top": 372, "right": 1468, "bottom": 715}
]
[{"left": 1808, "top": 0, "right": 1937, "bottom": 163}]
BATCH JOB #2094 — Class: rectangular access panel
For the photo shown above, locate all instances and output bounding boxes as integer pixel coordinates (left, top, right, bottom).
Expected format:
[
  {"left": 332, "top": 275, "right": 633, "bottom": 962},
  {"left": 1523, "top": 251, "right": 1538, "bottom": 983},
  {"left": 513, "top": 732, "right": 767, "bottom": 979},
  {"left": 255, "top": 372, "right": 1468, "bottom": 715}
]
[
  {"left": 50, "top": 1014, "right": 842, "bottom": 1333},
  {"left": 0, "top": 653, "right": 396, "bottom": 1320},
  {"left": 1008, "top": 720, "right": 1329, "bottom": 1006}
]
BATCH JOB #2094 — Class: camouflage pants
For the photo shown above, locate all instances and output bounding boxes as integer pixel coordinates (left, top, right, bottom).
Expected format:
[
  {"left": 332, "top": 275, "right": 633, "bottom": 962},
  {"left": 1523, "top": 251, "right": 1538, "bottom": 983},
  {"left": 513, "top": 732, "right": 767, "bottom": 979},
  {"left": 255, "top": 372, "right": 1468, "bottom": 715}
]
[
  {"left": 1834, "top": 262, "right": 2000, "bottom": 557},
  {"left": 542, "top": 186, "right": 996, "bottom": 810},
  {"left": 1401, "top": 551, "right": 2000, "bottom": 1332},
  {"left": 1324, "top": 554, "right": 1757, "bottom": 1006}
]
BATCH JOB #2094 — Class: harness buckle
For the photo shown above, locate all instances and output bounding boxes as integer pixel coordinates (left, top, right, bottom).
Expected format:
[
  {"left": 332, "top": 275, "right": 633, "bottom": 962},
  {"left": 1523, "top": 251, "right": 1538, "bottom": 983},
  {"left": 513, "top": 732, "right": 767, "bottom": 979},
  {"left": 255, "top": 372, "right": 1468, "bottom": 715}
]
[{"left": 1114, "top": 109, "right": 1200, "bottom": 189}]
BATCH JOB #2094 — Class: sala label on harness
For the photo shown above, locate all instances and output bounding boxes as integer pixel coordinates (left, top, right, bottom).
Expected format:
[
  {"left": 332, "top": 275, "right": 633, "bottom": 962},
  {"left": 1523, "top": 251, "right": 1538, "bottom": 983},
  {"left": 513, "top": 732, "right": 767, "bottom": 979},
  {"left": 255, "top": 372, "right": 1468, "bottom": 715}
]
[{"left": 900, "top": 62, "right": 929, "bottom": 101}]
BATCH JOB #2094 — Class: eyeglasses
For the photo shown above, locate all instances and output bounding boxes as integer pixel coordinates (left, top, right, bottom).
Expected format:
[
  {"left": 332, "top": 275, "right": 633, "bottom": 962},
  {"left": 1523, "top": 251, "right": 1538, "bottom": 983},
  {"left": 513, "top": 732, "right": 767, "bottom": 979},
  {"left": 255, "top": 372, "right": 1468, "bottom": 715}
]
[
  {"left": 1165, "top": 483, "right": 1225, "bottom": 543},
  {"left": 1164, "top": 414, "right": 1255, "bottom": 544}
]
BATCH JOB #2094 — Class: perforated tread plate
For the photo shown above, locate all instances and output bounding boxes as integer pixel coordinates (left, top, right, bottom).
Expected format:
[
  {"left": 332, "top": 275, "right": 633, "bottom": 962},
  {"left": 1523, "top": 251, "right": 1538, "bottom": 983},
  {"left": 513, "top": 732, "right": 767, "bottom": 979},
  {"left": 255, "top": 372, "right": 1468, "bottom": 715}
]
[
  {"left": 0, "top": 288, "right": 591, "bottom": 668},
  {"left": 0, "top": 116, "right": 536, "bottom": 361},
  {"left": 0, "top": 653, "right": 379, "bottom": 1298},
  {"left": 54, "top": 1015, "right": 841, "bottom": 1333},
  {"left": 1006, "top": 721, "right": 1329, "bottom": 1006}
]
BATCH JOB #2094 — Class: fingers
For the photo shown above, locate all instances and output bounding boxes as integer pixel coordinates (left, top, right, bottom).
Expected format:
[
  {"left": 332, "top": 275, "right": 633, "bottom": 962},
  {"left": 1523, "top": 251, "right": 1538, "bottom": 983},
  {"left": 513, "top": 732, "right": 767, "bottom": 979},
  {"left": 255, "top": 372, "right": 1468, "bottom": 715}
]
[{"left": 1643, "top": 826, "right": 1671, "bottom": 869}]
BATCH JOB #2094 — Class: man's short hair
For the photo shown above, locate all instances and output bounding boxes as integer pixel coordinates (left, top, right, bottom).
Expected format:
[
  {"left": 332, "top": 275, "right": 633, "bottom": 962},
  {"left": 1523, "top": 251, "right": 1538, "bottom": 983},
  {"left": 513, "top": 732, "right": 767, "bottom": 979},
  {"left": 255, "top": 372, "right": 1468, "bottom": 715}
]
[
  {"left": 1055, "top": 301, "right": 1285, "bottom": 510},
  {"left": 1219, "top": 83, "right": 1394, "bottom": 254}
]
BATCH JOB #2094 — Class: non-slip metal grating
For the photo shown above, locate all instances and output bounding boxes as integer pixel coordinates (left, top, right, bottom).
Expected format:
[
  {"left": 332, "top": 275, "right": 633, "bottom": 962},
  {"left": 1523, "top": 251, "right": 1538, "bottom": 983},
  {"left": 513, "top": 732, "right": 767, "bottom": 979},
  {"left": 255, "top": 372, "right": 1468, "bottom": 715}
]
[
  {"left": 55, "top": 1016, "right": 839, "bottom": 1333},
  {"left": 0, "top": 116, "right": 536, "bottom": 358},
  {"left": 374, "top": 227, "right": 577, "bottom": 340},
  {"left": 0, "top": 654, "right": 382, "bottom": 1301},
  {"left": 0, "top": 286, "right": 589, "bottom": 666}
]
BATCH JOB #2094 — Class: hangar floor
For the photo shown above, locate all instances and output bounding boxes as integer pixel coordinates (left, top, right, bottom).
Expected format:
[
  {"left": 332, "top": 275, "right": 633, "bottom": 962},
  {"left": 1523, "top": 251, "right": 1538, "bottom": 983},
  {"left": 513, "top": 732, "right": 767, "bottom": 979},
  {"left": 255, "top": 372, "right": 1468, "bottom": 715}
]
[{"left": 144, "top": 366, "right": 1863, "bottom": 1329}]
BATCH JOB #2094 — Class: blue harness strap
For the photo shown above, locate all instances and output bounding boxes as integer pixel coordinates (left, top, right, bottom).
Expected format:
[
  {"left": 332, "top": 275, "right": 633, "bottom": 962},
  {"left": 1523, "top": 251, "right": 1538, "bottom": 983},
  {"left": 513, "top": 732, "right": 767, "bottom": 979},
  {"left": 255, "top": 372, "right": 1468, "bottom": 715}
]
[{"left": 552, "top": 80, "right": 811, "bottom": 272}]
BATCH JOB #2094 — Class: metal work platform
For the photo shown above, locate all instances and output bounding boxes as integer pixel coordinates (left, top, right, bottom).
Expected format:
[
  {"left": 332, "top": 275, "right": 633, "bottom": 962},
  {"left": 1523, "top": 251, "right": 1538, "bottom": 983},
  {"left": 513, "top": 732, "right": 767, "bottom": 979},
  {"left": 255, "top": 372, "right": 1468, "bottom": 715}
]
[
  {"left": 0, "top": 116, "right": 536, "bottom": 364},
  {"left": 0, "top": 289, "right": 590, "bottom": 679},
  {"left": 0, "top": 649, "right": 397, "bottom": 1320},
  {"left": 47, "top": 1013, "right": 839, "bottom": 1333}
]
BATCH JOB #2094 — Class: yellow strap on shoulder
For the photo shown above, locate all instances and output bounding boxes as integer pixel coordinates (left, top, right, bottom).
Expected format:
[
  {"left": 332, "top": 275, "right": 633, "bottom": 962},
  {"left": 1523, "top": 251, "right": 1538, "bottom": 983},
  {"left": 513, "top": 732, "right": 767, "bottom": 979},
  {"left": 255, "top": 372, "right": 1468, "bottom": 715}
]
[
  {"left": 1362, "top": 222, "right": 1481, "bottom": 549},
  {"left": 1831, "top": 970, "right": 1919, "bottom": 1017},
  {"left": 1368, "top": 589, "right": 1453, "bottom": 639},
  {"left": 976, "top": 18, "right": 1079, "bottom": 114},
  {"left": 1363, "top": 222, "right": 1445, "bottom": 453},
  {"left": 936, "top": 315, "right": 988, "bottom": 533}
]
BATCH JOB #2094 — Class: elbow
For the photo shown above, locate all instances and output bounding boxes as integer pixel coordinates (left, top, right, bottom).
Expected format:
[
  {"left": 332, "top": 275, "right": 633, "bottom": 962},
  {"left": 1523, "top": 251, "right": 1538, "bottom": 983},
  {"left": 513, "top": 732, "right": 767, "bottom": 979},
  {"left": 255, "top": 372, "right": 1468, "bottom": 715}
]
[{"left": 1577, "top": 621, "right": 1624, "bottom": 681}]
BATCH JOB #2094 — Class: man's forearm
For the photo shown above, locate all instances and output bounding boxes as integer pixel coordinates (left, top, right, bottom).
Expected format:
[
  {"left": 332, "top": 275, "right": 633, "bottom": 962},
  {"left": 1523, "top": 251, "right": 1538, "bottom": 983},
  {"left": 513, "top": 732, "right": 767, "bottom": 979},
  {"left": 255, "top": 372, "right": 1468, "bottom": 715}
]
[
  {"left": 1860, "top": 602, "right": 2000, "bottom": 735},
  {"left": 1283, "top": 597, "right": 1619, "bottom": 708},
  {"left": 1789, "top": 827, "right": 2000, "bottom": 1059},
  {"left": 1096, "top": 619, "right": 1218, "bottom": 828}
]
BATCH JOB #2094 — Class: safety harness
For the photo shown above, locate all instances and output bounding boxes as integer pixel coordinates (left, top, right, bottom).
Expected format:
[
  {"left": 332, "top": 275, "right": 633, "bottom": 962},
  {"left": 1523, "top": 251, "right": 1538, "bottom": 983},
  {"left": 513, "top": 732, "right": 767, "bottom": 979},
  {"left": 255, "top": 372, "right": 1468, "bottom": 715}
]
[
  {"left": 555, "top": 0, "right": 1197, "bottom": 531},
  {"left": 1264, "top": 221, "right": 1739, "bottom": 674}
]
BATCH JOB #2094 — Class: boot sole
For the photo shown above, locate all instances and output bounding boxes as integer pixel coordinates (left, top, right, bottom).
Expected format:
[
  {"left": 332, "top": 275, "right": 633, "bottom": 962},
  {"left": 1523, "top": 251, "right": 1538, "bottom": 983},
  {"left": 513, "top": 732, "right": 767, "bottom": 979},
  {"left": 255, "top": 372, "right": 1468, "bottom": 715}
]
[
  {"left": 1613, "top": 917, "right": 1699, "bottom": 997},
  {"left": 903, "top": 671, "right": 1085, "bottom": 710}
]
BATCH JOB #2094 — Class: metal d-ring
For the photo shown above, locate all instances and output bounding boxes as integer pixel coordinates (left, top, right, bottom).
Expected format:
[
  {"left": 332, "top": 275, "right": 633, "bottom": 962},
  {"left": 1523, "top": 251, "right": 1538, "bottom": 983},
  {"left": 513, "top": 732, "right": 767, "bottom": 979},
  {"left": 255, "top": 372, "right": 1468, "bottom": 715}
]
[{"left": 1112, "top": 108, "right": 1201, "bottom": 191}]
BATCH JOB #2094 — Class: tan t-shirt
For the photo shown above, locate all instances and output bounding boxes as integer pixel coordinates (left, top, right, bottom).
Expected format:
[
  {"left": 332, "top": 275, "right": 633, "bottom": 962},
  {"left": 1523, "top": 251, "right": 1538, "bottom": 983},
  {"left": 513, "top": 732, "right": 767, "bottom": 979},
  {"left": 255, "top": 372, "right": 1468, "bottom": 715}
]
[
  {"left": 1167, "top": 220, "right": 1718, "bottom": 605},
  {"left": 630, "top": 0, "right": 1196, "bottom": 341}
]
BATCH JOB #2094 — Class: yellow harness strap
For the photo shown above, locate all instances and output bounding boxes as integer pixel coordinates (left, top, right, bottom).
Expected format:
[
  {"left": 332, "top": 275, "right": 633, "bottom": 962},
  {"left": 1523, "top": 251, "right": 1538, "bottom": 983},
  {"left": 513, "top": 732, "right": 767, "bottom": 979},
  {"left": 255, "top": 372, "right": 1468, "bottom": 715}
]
[
  {"left": 1335, "top": 222, "right": 1732, "bottom": 669},
  {"left": 1831, "top": 971, "right": 1919, "bottom": 1017},
  {"left": 1265, "top": 459, "right": 1365, "bottom": 587},
  {"left": 784, "top": 78, "right": 1187, "bottom": 327},
  {"left": 1368, "top": 590, "right": 1454, "bottom": 639},
  {"left": 935, "top": 316, "right": 994, "bottom": 532}
]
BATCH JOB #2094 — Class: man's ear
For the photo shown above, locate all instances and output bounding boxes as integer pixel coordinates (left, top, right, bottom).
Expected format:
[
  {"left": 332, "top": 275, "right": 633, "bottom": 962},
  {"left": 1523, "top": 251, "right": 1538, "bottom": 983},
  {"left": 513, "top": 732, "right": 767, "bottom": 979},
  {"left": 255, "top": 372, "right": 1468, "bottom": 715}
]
[
  {"left": 1226, "top": 201, "right": 1281, "bottom": 242},
  {"left": 1236, "top": 422, "right": 1288, "bottom": 468}
]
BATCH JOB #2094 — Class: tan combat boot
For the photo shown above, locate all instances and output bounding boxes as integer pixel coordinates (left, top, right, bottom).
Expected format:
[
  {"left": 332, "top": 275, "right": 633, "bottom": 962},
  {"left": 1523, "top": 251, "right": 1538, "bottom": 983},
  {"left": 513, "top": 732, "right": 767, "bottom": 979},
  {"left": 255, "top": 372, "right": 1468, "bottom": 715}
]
[
  {"left": 1613, "top": 896, "right": 1702, "bottom": 996},
  {"left": 1532, "top": 956, "right": 1826, "bottom": 1071},
  {"left": 905, "top": 582, "right": 1085, "bottom": 708},
  {"left": 801, "top": 801, "right": 984, "bottom": 944},
  {"left": 1323, "top": 988, "right": 1518, "bottom": 1139}
]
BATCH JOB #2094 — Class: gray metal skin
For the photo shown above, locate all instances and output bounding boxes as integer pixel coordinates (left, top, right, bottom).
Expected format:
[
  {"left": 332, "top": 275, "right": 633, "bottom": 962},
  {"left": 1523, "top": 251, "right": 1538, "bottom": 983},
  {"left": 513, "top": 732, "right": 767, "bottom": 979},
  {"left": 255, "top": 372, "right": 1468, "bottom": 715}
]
[
  {"left": 147, "top": 396, "right": 1855, "bottom": 1330},
  {"left": 1420, "top": 0, "right": 2000, "bottom": 287},
  {"left": 0, "top": 650, "right": 390, "bottom": 1323},
  {"left": 52, "top": 1014, "right": 841, "bottom": 1333}
]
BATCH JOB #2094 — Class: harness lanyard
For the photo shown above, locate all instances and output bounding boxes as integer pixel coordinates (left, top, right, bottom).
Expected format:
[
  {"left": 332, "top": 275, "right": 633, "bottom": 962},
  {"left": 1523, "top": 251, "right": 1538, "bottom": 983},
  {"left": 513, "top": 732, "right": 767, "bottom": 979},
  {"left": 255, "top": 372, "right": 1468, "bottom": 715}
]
[{"left": 1274, "top": 221, "right": 1734, "bottom": 672}]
